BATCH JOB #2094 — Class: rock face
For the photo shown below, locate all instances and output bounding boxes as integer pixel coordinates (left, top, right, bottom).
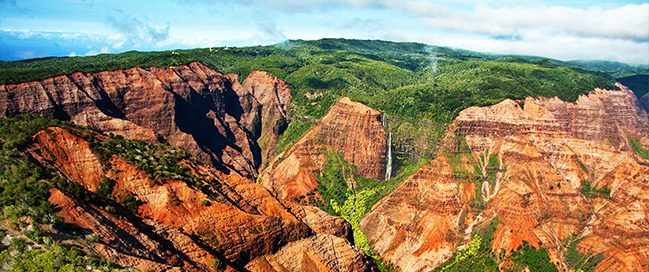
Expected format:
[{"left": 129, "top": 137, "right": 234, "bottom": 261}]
[
  {"left": 0, "top": 62, "right": 291, "bottom": 177},
  {"left": 361, "top": 86, "right": 649, "bottom": 271},
  {"left": 25, "top": 126, "right": 375, "bottom": 271},
  {"left": 260, "top": 97, "right": 386, "bottom": 201},
  {"left": 246, "top": 234, "right": 377, "bottom": 272},
  {"left": 361, "top": 156, "right": 465, "bottom": 271}
]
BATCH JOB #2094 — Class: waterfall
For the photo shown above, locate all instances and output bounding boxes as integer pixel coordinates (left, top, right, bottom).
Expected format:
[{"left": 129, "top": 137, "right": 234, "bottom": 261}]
[{"left": 385, "top": 131, "right": 393, "bottom": 180}]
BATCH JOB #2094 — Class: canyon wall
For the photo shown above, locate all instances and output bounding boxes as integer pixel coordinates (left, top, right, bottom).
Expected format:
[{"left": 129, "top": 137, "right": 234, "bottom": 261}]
[
  {"left": 0, "top": 62, "right": 290, "bottom": 178},
  {"left": 260, "top": 97, "right": 387, "bottom": 202},
  {"left": 361, "top": 86, "right": 649, "bottom": 271},
  {"left": 26, "top": 126, "right": 376, "bottom": 271}
]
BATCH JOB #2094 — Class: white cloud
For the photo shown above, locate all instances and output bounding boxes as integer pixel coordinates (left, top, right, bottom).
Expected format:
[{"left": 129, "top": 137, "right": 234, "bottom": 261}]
[
  {"left": 111, "top": 41, "right": 125, "bottom": 49},
  {"left": 412, "top": 3, "right": 649, "bottom": 42},
  {"left": 384, "top": 29, "right": 649, "bottom": 64},
  {"left": 84, "top": 46, "right": 110, "bottom": 56},
  {"left": 16, "top": 50, "right": 34, "bottom": 59},
  {"left": 187, "top": 0, "right": 648, "bottom": 63},
  {"left": 106, "top": 10, "right": 170, "bottom": 47}
]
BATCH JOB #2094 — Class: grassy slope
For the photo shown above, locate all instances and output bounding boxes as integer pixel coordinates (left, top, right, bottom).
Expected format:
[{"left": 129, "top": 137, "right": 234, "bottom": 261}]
[
  {"left": 0, "top": 115, "right": 133, "bottom": 271},
  {"left": 0, "top": 38, "right": 617, "bottom": 162}
]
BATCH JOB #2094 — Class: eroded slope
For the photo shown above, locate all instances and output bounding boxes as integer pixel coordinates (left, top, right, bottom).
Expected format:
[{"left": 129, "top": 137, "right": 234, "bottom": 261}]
[
  {"left": 0, "top": 62, "right": 290, "bottom": 177},
  {"left": 361, "top": 85, "right": 649, "bottom": 271}
]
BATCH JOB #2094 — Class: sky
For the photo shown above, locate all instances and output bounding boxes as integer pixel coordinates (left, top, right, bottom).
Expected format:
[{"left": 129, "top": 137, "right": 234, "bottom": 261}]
[{"left": 1, "top": 0, "right": 648, "bottom": 64}]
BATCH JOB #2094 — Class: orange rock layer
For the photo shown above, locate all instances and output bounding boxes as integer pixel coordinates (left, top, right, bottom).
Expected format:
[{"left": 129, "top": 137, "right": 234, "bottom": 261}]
[
  {"left": 361, "top": 86, "right": 649, "bottom": 271},
  {"left": 26, "top": 126, "right": 376, "bottom": 271},
  {"left": 0, "top": 62, "right": 291, "bottom": 178},
  {"left": 261, "top": 97, "right": 387, "bottom": 202}
]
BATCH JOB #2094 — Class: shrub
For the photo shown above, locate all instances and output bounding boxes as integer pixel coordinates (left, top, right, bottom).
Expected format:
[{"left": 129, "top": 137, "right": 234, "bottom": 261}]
[
  {"left": 120, "top": 195, "right": 140, "bottom": 213},
  {"left": 629, "top": 135, "right": 649, "bottom": 160},
  {"left": 580, "top": 180, "right": 611, "bottom": 198},
  {"left": 436, "top": 219, "right": 500, "bottom": 272},
  {"left": 213, "top": 257, "right": 225, "bottom": 271},
  {"left": 565, "top": 238, "right": 604, "bottom": 271},
  {"left": 510, "top": 243, "right": 558, "bottom": 272},
  {"left": 97, "top": 177, "right": 115, "bottom": 198}
]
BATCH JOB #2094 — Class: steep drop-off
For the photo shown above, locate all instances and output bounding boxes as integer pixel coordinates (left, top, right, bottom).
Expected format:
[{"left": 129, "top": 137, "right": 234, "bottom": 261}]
[
  {"left": 361, "top": 85, "right": 649, "bottom": 271},
  {"left": 260, "top": 97, "right": 387, "bottom": 202},
  {"left": 0, "top": 62, "right": 290, "bottom": 178},
  {"left": 23, "top": 125, "right": 376, "bottom": 271}
]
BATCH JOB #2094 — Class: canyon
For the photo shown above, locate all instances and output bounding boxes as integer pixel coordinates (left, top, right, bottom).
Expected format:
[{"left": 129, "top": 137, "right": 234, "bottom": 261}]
[
  {"left": 260, "top": 96, "right": 387, "bottom": 203},
  {"left": 25, "top": 126, "right": 376, "bottom": 271},
  {"left": 0, "top": 61, "right": 291, "bottom": 178},
  {"left": 361, "top": 84, "right": 649, "bottom": 271},
  {"left": 1, "top": 61, "right": 648, "bottom": 272}
]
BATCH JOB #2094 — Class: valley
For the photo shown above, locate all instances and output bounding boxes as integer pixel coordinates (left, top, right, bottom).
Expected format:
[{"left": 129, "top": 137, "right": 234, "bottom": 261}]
[{"left": 0, "top": 39, "right": 647, "bottom": 271}]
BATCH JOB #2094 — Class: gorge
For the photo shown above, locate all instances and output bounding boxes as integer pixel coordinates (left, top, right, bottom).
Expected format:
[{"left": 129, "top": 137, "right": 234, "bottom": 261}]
[{"left": 0, "top": 39, "right": 647, "bottom": 272}]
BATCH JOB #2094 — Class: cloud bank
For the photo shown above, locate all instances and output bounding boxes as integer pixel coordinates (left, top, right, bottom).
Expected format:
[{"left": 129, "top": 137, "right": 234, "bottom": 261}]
[{"left": 0, "top": 0, "right": 647, "bottom": 64}]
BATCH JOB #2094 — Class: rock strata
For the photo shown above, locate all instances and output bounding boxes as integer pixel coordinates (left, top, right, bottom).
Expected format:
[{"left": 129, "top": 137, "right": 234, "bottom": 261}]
[
  {"left": 261, "top": 97, "right": 386, "bottom": 201},
  {"left": 25, "top": 126, "right": 375, "bottom": 271},
  {"left": 361, "top": 86, "right": 649, "bottom": 271},
  {"left": 0, "top": 62, "right": 291, "bottom": 177}
]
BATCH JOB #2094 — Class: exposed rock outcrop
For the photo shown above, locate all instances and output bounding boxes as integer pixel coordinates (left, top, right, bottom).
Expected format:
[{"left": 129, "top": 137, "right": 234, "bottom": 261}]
[
  {"left": 260, "top": 97, "right": 386, "bottom": 202},
  {"left": 361, "top": 156, "right": 464, "bottom": 271},
  {"left": 26, "top": 126, "right": 375, "bottom": 271},
  {"left": 246, "top": 234, "right": 378, "bottom": 272},
  {"left": 0, "top": 62, "right": 291, "bottom": 177},
  {"left": 361, "top": 86, "right": 649, "bottom": 271}
]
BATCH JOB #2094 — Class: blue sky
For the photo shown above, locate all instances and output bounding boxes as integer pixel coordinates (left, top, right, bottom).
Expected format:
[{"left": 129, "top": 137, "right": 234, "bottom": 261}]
[{"left": 1, "top": 0, "right": 648, "bottom": 64}]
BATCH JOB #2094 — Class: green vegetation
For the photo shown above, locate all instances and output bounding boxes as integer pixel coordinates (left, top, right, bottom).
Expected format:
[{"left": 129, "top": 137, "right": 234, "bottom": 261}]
[
  {"left": 0, "top": 236, "right": 127, "bottom": 271},
  {"left": 0, "top": 39, "right": 617, "bottom": 162},
  {"left": 629, "top": 135, "right": 649, "bottom": 160},
  {"left": 0, "top": 114, "right": 72, "bottom": 149},
  {"left": 0, "top": 115, "right": 71, "bottom": 225},
  {"left": 580, "top": 180, "right": 611, "bottom": 199},
  {"left": 0, "top": 115, "right": 150, "bottom": 270},
  {"left": 97, "top": 177, "right": 115, "bottom": 198},
  {"left": 436, "top": 219, "right": 500, "bottom": 272},
  {"left": 315, "top": 151, "right": 355, "bottom": 214},
  {"left": 0, "top": 39, "right": 637, "bottom": 271},
  {"left": 618, "top": 74, "right": 649, "bottom": 98},
  {"left": 485, "top": 153, "right": 499, "bottom": 187},
  {"left": 313, "top": 151, "right": 427, "bottom": 271},
  {"left": 316, "top": 151, "right": 428, "bottom": 216},
  {"left": 331, "top": 188, "right": 393, "bottom": 271},
  {"left": 443, "top": 134, "right": 501, "bottom": 211},
  {"left": 274, "top": 120, "right": 313, "bottom": 155},
  {"left": 564, "top": 60, "right": 649, "bottom": 78},
  {"left": 212, "top": 257, "right": 225, "bottom": 271},
  {"left": 443, "top": 135, "right": 480, "bottom": 179},
  {"left": 87, "top": 135, "right": 201, "bottom": 187},
  {"left": 509, "top": 243, "right": 558, "bottom": 272},
  {"left": 445, "top": 153, "right": 480, "bottom": 178},
  {"left": 564, "top": 237, "right": 604, "bottom": 272},
  {"left": 0, "top": 149, "right": 56, "bottom": 225},
  {"left": 357, "top": 158, "right": 429, "bottom": 213},
  {"left": 120, "top": 195, "right": 140, "bottom": 213}
]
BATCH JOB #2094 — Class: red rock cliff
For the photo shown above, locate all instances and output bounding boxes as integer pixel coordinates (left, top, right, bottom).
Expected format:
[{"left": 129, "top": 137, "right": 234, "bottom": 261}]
[
  {"left": 0, "top": 62, "right": 291, "bottom": 178},
  {"left": 361, "top": 86, "right": 649, "bottom": 271},
  {"left": 260, "top": 97, "right": 387, "bottom": 202},
  {"left": 25, "top": 126, "right": 376, "bottom": 271}
]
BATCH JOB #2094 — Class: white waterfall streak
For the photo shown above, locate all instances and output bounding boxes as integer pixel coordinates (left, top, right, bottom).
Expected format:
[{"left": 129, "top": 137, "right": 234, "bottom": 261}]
[{"left": 385, "top": 131, "right": 392, "bottom": 180}]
